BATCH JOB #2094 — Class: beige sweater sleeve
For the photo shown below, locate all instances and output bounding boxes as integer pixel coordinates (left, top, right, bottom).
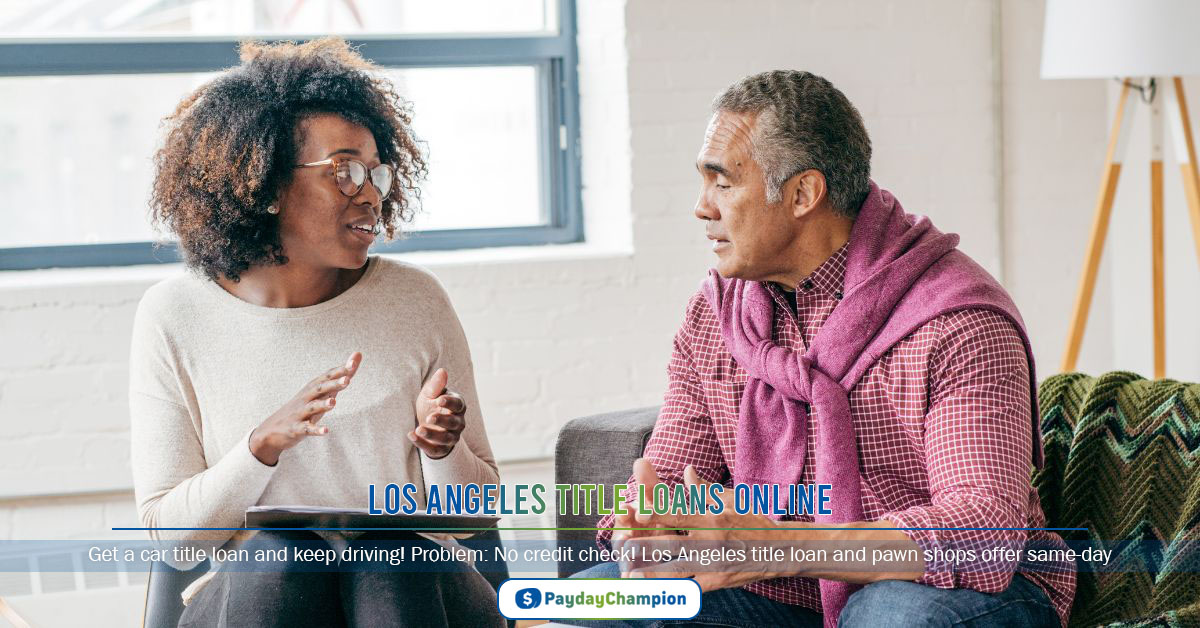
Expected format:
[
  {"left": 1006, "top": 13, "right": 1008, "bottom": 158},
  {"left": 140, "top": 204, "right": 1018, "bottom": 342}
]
[
  {"left": 128, "top": 291, "right": 276, "bottom": 567},
  {"left": 416, "top": 272, "right": 499, "bottom": 489}
]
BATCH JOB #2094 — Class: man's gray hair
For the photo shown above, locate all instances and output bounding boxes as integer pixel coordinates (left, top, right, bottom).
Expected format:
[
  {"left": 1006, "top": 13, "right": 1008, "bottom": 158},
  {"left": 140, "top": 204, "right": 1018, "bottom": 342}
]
[{"left": 713, "top": 70, "right": 872, "bottom": 218}]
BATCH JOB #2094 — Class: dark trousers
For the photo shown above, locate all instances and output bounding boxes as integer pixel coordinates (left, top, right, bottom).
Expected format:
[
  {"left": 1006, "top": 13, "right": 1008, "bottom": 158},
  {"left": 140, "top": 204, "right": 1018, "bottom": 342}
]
[{"left": 178, "top": 530, "right": 504, "bottom": 628}]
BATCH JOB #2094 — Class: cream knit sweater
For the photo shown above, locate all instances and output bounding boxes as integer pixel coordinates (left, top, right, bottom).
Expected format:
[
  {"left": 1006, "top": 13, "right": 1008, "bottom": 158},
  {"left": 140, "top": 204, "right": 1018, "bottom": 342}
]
[{"left": 128, "top": 256, "right": 499, "bottom": 573}]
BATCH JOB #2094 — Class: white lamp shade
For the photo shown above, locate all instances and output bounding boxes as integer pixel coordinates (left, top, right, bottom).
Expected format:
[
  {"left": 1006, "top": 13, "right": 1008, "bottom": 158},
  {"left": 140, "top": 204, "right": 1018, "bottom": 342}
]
[{"left": 1041, "top": 0, "right": 1200, "bottom": 79}]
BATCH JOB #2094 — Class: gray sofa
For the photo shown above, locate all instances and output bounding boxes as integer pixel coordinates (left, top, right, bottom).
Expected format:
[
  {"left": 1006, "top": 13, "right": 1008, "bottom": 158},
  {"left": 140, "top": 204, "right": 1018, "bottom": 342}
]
[{"left": 554, "top": 406, "right": 659, "bottom": 578}]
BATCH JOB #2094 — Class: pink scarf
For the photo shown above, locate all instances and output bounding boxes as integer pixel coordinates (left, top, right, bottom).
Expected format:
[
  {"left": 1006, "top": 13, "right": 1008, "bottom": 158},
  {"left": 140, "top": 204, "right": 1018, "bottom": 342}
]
[{"left": 702, "top": 182, "right": 1042, "bottom": 626}]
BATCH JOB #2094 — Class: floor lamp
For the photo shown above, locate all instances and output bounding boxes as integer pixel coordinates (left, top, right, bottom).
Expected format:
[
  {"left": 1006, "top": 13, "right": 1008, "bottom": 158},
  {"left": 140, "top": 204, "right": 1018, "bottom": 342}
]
[{"left": 1042, "top": 0, "right": 1200, "bottom": 378}]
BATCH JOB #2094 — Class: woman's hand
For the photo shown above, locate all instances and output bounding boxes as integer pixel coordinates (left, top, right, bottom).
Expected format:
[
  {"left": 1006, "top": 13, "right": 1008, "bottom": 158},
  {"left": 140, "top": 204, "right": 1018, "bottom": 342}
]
[
  {"left": 249, "top": 352, "right": 363, "bottom": 466},
  {"left": 410, "top": 368, "right": 467, "bottom": 459}
]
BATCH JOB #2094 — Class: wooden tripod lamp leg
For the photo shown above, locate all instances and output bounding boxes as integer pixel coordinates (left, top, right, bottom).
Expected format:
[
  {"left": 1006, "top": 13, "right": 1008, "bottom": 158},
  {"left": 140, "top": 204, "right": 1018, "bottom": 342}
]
[
  {"left": 1168, "top": 78, "right": 1200, "bottom": 275},
  {"left": 1061, "top": 81, "right": 1137, "bottom": 373},
  {"left": 0, "top": 595, "right": 31, "bottom": 628},
  {"left": 1150, "top": 85, "right": 1166, "bottom": 379}
]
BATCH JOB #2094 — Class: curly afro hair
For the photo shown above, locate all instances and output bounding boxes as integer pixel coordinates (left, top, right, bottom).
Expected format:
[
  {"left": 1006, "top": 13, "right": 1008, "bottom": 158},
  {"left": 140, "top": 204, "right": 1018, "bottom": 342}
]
[{"left": 151, "top": 38, "right": 426, "bottom": 281}]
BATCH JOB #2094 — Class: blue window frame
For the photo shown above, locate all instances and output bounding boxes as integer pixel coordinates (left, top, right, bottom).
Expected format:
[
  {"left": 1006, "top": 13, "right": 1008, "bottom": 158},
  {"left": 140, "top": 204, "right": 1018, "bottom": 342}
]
[{"left": 0, "top": 1, "right": 581, "bottom": 271}]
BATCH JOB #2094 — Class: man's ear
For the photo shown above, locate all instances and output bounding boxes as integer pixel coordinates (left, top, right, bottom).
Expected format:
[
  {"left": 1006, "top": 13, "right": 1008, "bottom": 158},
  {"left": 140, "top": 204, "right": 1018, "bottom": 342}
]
[{"left": 783, "top": 169, "right": 827, "bottom": 219}]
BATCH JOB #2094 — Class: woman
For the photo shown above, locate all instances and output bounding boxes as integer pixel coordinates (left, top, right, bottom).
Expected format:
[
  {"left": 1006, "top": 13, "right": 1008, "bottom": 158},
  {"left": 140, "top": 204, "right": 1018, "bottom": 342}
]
[{"left": 130, "top": 38, "right": 503, "bottom": 627}]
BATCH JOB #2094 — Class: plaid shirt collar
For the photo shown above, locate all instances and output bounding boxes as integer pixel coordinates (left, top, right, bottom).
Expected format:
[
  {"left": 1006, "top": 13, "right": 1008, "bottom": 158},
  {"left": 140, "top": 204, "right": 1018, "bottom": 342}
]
[{"left": 765, "top": 242, "right": 850, "bottom": 308}]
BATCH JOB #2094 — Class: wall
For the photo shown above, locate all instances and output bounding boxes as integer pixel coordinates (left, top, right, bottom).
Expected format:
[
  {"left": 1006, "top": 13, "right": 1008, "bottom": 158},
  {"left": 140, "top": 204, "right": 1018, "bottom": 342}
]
[
  {"left": 1000, "top": 0, "right": 1114, "bottom": 376},
  {"left": 0, "top": 0, "right": 1115, "bottom": 547}
]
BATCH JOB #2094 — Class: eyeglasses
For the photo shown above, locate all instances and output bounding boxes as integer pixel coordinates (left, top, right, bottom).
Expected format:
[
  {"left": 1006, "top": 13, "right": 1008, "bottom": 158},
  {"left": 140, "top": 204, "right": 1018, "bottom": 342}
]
[{"left": 294, "top": 157, "right": 396, "bottom": 201}]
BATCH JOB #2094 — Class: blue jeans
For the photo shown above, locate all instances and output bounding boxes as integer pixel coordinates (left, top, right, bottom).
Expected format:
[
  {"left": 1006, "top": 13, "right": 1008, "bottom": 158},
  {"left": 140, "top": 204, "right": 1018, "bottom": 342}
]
[{"left": 565, "top": 562, "right": 1058, "bottom": 627}]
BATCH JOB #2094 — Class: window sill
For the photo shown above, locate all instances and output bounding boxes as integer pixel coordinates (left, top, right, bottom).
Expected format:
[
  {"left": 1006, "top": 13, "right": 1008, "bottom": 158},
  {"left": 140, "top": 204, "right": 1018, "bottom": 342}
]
[{"left": 0, "top": 239, "right": 633, "bottom": 291}]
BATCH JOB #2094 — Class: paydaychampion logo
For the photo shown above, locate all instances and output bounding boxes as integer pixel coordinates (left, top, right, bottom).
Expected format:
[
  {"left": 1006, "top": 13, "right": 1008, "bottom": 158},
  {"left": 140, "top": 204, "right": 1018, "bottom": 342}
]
[
  {"left": 498, "top": 578, "right": 700, "bottom": 620},
  {"left": 514, "top": 587, "right": 542, "bottom": 609}
]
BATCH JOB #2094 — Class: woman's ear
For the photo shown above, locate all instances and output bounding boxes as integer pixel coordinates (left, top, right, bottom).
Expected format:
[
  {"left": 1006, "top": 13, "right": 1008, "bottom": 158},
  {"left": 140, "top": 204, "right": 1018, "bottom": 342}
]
[{"left": 785, "top": 169, "right": 827, "bottom": 218}]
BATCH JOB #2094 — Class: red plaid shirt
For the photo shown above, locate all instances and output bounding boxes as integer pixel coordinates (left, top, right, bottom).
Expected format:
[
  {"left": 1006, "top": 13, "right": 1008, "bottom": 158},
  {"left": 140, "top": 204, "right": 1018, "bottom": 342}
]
[{"left": 597, "top": 244, "right": 1075, "bottom": 626}]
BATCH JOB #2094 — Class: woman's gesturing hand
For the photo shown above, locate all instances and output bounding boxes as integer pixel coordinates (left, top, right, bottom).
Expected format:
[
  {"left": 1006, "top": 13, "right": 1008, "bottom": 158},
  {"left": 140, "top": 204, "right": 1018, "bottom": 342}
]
[
  {"left": 249, "top": 352, "right": 363, "bottom": 466},
  {"left": 410, "top": 368, "right": 467, "bottom": 459}
]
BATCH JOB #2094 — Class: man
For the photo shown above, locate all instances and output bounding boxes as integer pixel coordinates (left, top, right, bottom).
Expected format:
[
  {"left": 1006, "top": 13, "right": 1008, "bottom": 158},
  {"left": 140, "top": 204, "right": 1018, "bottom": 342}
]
[{"left": 573, "top": 71, "right": 1075, "bottom": 627}]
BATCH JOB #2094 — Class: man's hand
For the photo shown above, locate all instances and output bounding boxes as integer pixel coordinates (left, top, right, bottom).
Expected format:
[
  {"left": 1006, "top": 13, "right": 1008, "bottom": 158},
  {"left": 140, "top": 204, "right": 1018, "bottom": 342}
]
[
  {"left": 619, "top": 462, "right": 924, "bottom": 588},
  {"left": 410, "top": 368, "right": 466, "bottom": 459},
  {"left": 611, "top": 459, "right": 676, "bottom": 553},
  {"left": 619, "top": 463, "right": 790, "bottom": 592}
]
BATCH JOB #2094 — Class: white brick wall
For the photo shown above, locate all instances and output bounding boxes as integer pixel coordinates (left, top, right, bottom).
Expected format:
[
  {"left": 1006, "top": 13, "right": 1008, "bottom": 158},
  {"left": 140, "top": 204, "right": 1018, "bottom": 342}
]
[
  {"left": 0, "top": 0, "right": 1118, "bottom": 557},
  {"left": 1001, "top": 0, "right": 1114, "bottom": 375}
]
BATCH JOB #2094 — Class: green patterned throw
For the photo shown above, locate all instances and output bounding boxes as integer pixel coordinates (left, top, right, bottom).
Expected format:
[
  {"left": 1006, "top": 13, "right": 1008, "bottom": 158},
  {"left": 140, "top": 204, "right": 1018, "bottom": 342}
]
[{"left": 1033, "top": 372, "right": 1200, "bottom": 627}]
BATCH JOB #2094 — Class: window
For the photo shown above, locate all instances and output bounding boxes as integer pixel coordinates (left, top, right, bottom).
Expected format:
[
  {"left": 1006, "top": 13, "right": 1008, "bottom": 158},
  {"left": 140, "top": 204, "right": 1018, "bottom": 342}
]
[{"left": 0, "top": 0, "right": 581, "bottom": 270}]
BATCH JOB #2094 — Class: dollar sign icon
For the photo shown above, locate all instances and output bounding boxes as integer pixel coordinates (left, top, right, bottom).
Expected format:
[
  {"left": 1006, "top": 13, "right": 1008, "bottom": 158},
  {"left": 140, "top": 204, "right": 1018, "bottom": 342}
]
[{"left": 515, "top": 587, "right": 542, "bottom": 609}]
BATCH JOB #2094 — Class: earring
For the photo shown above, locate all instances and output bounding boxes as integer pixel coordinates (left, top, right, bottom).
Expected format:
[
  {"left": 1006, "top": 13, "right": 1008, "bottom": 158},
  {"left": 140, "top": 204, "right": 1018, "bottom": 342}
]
[{"left": 267, "top": 205, "right": 279, "bottom": 215}]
